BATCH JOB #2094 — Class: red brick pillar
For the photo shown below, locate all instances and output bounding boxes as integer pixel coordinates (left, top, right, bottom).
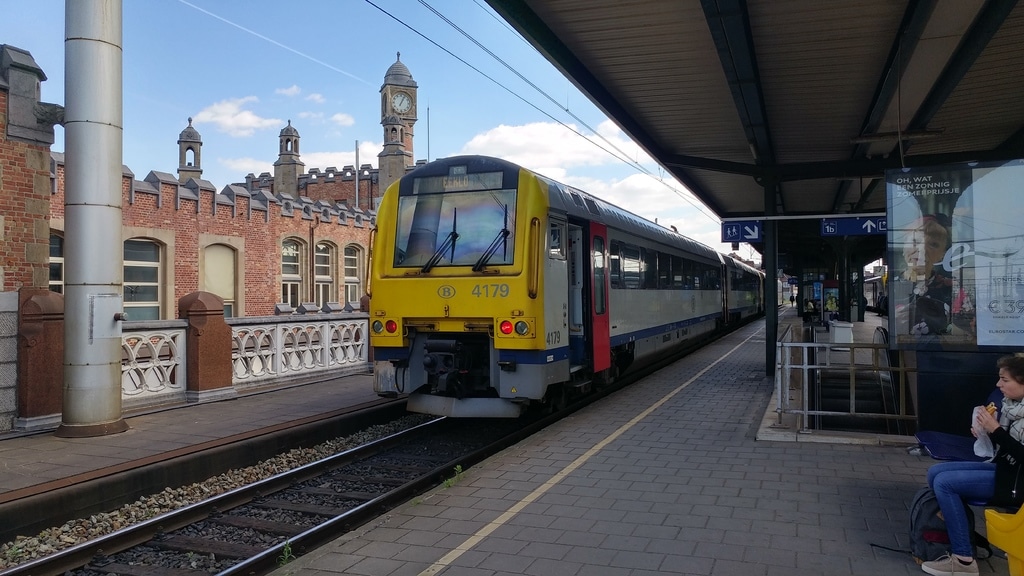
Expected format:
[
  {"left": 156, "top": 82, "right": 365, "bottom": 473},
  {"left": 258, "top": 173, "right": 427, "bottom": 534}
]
[
  {"left": 178, "top": 292, "right": 236, "bottom": 403},
  {"left": 17, "top": 288, "right": 64, "bottom": 430}
]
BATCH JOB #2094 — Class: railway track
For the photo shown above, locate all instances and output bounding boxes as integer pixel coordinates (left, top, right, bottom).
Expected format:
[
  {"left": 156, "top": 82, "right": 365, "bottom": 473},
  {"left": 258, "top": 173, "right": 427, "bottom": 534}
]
[
  {"left": 1, "top": 414, "right": 549, "bottom": 576},
  {"left": 0, "top": 325, "right": 740, "bottom": 576}
]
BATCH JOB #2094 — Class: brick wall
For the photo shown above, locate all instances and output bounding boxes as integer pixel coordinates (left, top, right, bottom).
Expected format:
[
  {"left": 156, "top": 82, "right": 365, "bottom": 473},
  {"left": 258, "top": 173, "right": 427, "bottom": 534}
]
[
  {"left": 0, "top": 89, "right": 52, "bottom": 292},
  {"left": 50, "top": 161, "right": 373, "bottom": 317}
]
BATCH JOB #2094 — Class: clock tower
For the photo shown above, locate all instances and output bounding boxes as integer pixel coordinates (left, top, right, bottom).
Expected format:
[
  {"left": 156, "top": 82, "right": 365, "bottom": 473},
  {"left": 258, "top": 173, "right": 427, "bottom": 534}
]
[{"left": 379, "top": 52, "right": 417, "bottom": 194}]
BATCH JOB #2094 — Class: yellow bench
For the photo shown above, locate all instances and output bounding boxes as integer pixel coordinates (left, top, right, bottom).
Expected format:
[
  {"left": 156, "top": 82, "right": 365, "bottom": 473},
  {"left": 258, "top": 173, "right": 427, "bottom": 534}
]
[{"left": 986, "top": 507, "right": 1024, "bottom": 576}]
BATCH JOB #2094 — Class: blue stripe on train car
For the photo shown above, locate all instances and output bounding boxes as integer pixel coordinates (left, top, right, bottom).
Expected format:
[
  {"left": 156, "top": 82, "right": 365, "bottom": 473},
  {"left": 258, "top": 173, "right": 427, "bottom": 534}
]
[{"left": 609, "top": 313, "right": 721, "bottom": 347}]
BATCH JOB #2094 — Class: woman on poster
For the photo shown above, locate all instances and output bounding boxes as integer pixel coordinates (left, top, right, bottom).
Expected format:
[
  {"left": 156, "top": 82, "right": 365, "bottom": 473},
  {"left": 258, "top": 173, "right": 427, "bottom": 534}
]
[{"left": 901, "top": 213, "right": 953, "bottom": 336}]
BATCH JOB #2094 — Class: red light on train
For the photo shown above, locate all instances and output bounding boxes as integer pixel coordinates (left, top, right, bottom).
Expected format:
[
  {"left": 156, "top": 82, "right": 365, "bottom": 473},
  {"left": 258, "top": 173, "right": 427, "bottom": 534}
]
[
  {"left": 499, "top": 320, "right": 514, "bottom": 335},
  {"left": 385, "top": 320, "right": 398, "bottom": 333}
]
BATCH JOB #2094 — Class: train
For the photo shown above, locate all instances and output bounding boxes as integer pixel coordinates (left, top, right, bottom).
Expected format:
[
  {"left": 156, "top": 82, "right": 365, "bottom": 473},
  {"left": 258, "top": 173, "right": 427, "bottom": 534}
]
[
  {"left": 864, "top": 275, "right": 887, "bottom": 315},
  {"left": 369, "top": 155, "right": 764, "bottom": 418}
]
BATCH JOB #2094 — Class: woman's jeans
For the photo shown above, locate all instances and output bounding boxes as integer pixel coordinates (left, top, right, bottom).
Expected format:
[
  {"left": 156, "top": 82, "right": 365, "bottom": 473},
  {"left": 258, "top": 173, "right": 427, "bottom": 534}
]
[{"left": 926, "top": 461, "right": 995, "bottom": 557}]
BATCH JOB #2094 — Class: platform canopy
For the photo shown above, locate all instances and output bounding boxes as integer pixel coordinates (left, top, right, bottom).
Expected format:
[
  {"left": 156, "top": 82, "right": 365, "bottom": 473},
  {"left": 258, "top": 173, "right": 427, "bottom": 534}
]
[{"left": 485, "top": 0, "right": 1024, "bottom": 268}]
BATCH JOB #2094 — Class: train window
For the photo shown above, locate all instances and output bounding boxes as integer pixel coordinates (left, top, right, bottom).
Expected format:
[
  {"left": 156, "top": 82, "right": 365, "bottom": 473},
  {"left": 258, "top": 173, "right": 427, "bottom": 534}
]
[
  {"left": 609, "top": 242, "right": 622, "bottom": 287},
  {"left": 672, "top": 255, "right": 685, "bottom": 289},
  {"left": 658, "top": 252, "right": 671, "bottom": 289},
  {"left": 620, "top": 244, "right": 640, "bottom": 289},
  {"left": 569, "top": 192, "right": 585, "bottom": 208},
  {"left": 393, "top": 188, "right": 517, "bottom": 268},
  {"left": 584, "top": 197, "right": 600, "bottom": 215},
  {"left": 641, "top": 248, "right": 657, "bottom": 290},
  {"left": 549, "top": 221, "right": 566, "bottom": 259}
]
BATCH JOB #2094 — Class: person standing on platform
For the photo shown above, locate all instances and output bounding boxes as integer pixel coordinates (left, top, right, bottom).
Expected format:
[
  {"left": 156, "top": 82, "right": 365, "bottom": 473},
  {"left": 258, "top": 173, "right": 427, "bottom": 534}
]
[
  {"left": 790, "top": 294, "right": 795, "bottom": 307},
  {"left": 921, "top": 353, "right": 1024, "bottom": 576}
]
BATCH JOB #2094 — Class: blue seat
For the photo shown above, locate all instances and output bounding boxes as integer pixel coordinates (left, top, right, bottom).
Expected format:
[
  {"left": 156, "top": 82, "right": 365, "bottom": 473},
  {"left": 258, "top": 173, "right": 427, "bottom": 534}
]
[
  {"left": 916, "top": 389, "right": 1004, "bottom": 506},
  {"left": 915, "top": 389, "right": 1003, "bottom": 462}
]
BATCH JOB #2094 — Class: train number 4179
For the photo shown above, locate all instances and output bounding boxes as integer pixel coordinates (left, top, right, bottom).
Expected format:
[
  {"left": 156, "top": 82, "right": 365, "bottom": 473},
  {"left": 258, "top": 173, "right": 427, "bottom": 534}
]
[{"left": 472, "top": 283, "right": 510, "bottom": 297}]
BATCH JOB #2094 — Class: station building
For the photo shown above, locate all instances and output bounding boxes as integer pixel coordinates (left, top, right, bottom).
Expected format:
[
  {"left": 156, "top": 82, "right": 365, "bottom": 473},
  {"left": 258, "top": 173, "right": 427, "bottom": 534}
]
[{"left": 0, "top": 44, "right": 422, "bottom": 430}]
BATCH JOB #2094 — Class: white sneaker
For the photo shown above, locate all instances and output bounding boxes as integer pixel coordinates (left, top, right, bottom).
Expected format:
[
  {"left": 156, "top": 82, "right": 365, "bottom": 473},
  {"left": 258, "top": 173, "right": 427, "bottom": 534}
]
[{"left": 921, "top": 554, "right": 979, "bottom": 576}]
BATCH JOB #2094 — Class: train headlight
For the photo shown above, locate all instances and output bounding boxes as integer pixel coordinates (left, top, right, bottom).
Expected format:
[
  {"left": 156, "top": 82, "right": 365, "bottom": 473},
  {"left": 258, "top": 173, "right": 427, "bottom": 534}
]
[
  {"left": 385, "top": 320, "right": 398, "bottom": 333},
  {"left": 514, "top": 321, "right": 530, "bottom": 335},
  {"left": 372, "top": 320, "right": 384, "bottom": 334},
  {"left": 499, "top": 320, "right": 514, "bottom": 335}
]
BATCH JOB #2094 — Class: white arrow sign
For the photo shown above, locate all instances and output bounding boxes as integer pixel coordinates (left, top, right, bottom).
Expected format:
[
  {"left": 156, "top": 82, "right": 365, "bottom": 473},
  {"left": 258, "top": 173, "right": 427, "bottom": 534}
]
[
  {"left": 862, "top": 220, "right": 876, "bottom": 233},
  {"left": 743, "top": 225, "right": 758, "bottom": 239}
]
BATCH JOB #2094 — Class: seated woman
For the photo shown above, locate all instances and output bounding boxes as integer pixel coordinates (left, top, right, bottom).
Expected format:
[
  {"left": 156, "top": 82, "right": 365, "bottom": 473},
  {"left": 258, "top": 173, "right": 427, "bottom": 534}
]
[{"left": 922, "top": 353, "right": 1024, "bottom": 575}]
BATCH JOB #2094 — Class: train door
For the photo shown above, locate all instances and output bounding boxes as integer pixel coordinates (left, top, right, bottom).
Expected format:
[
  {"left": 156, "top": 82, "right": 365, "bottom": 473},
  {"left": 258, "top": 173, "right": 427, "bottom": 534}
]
[
  {"left": 566, "top": 222, "right": 611, "bottom": 373},
  {"left": 589, "top": 224, "right": 611, "bottom": 372},
  {"left": 567, "top": 225, "right": 586, "bottom": 367}
]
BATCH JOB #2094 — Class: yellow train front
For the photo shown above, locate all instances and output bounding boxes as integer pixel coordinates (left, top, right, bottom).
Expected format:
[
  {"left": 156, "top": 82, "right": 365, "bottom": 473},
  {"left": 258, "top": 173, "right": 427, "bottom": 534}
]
[
  {"left": 370, "top": 156, "right": 560, "bottom": 418},
  {"left": 369, "top": 155, "right": 760, "bottom": 418}
]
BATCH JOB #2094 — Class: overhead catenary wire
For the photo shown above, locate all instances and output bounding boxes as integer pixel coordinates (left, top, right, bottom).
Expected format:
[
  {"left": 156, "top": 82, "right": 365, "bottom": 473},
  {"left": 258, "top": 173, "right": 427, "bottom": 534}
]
[{"left": 365, "top": 0, "right": 721, "bottom": 229}]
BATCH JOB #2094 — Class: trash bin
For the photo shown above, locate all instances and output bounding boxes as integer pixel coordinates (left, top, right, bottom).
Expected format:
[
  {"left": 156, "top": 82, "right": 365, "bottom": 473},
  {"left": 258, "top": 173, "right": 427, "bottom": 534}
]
[{"left": 830, "top": 321, "right": 853, "bottom": 344}]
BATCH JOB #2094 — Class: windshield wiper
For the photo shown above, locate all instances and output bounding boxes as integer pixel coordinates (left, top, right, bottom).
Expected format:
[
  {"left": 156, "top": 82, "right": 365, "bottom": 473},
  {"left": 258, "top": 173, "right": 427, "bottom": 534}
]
[
  {"left": 422, "top": 210, "right": 458, "bottom": 273},
  {"left": 472, "top": 205, "right": 510, "bottom": 272}
]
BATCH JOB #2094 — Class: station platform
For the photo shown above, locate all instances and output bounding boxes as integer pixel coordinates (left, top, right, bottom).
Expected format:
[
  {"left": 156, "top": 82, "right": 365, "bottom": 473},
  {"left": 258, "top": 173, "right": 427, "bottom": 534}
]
[
  {"left": 0, "top": 373, "right": 380, "bottom": 497},
  {"left": 0, "top": 308, "right": 1010, "bottom": 575},
  {"left": 271, "top": 309, "right": 1007, "bottom": 576}
]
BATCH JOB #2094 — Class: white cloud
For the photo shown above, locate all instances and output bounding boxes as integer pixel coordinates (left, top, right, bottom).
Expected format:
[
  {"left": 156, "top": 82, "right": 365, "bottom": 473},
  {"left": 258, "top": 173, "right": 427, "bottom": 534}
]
[
  {"left": 458, "top": 121, "right": 725, "bottom": 251},
  {"left": 460, "top": 120, "right": 653, "bottom": 177},
  {"left": 193, "top": 97, "right": 281, "bottom": 137},
  {"left": 306, "top": 93, "right": 326, "bottom": 104},
  {"left": 297, "top": 111, "right": 324, "bottom": 121},
  {"left": 219, "top": 141, "right": 382, "bottom": 181},
  {"left": 302, "top": 141, "right": 381, "bottom": 170},
  {"left": 330, "top": 113, "right": 355, "bottom": 127},
  {"left": 276, "top": 85, "right": 301, "bottom": 97},
  {"left": 219, "top": 156, "right": 273, "bottom": 177}
]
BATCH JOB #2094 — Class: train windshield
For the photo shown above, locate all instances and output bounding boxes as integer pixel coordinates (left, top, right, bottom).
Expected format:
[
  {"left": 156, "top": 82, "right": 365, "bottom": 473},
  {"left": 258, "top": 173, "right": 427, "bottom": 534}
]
[{"left": 393, "top": 178, "right": 517, "bottom": 270}]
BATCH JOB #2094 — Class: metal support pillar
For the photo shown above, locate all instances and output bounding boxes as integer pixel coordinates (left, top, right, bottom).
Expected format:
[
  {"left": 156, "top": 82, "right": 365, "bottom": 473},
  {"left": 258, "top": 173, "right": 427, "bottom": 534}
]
[
  {"left": 763, "top": 178, "right": 778, "bottom": 377},
  {"left": 57, "top": 0, "right": 129, "bottom": 437}
]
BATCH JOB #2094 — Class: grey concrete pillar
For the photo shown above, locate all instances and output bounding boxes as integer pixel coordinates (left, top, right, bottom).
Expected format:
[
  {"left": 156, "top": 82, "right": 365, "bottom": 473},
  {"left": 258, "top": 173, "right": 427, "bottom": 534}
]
[{"left": 57, "top": 0, "right": 129, "bottom": 437}]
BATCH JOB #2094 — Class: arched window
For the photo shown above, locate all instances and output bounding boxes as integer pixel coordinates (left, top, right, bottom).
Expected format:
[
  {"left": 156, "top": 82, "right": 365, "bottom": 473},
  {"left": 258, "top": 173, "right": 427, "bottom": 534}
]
[
  {"left": 281, "top": 239, "right": 303, "bottom": 307},
  {"left": 124, "top": 239, "right": 162, "bottom": 320},
  {"left": 314, "top": 242, "right": 335, "bottom": 308},
  {"left": 49, "top": 233, "right": 64, "bottom": 294},
  {"left": 344, "top": 245, "right": 362, "bottom": 305},
  {"left": 204, "top": 244, "right": 237, "bottom": 317}
]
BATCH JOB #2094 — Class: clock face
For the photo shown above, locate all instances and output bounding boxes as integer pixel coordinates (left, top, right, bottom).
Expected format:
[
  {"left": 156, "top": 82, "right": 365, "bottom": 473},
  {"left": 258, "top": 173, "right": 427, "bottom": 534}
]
[{"left": 392, "top": 92, "right": 412, "bottom": 114}]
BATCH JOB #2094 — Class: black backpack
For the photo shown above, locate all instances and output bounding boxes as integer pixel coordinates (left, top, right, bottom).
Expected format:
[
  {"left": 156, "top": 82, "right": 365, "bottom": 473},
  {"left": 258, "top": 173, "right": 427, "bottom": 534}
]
[{"left": 908, "top": 487, "right": 991, "bottom": 564}]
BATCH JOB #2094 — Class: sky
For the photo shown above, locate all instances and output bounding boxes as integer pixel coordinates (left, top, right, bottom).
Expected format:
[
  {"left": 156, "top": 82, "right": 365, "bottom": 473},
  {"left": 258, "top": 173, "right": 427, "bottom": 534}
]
[{"left": 0, "top": 0, "right": 758, "bottom": 261}]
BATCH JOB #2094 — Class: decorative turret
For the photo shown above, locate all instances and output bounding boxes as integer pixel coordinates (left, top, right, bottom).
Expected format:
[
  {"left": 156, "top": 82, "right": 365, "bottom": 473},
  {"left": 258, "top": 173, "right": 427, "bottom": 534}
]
[
  {"left": 274, "top": 120, "right": 305, "bottom": 197},
  {"left": 177, "top": 117, "right": 202, "bottom": 183}
]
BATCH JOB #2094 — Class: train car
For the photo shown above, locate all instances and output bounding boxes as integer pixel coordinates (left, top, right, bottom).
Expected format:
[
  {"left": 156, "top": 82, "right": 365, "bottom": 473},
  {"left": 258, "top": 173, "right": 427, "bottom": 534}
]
[
  {"left": 369, "top": 155, "right": 763, "bottom": 418},
  {"left": 864, "top": 275, "right": 886, "bottom": 314},
  {"left": 722, "top": 254, "right": 764, "bottom": 322}
]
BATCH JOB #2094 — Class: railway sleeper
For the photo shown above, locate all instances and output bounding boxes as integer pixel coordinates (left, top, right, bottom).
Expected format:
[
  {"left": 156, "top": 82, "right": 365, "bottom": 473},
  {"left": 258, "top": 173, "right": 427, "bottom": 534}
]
[
  {"left": 331, "top": 473, "right": 408, "bottom": 485},
  {"left": 87, "top": 561, "right": 209, "bottom": 576},
  {"left": 212, "top": 514, "right": 309, "bottom": 536},
  {"left": 152, "top": 534, "right": 269, "bottom": 559},
  {"left": 298, "top": 486, "right": 376, "bottom": 500},
  {"left": 256, "top": 498, "right": 351, "bottom": 517}
]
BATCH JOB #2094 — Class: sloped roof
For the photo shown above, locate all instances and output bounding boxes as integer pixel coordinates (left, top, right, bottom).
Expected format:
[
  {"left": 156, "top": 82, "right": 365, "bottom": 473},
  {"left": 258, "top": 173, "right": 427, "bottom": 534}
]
[{"left": 486, "top": 0, "right": 1024, "bottom": 267}]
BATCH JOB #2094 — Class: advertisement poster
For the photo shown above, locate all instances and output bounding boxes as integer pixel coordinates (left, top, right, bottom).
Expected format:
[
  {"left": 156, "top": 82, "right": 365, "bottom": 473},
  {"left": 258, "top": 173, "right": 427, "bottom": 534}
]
[
  {"left": 971, "top": 163, "right": 1024, "bottom": 345},
  {"left": 886, "top": 159, "right": 1024, "bottom": 348}
]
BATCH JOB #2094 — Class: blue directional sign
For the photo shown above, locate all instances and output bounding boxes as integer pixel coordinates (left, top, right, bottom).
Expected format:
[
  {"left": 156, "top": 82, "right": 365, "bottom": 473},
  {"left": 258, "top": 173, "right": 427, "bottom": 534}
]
[
  {"left": 820, "top": 216, "right": 887, "bottom": 236},
  {"left": 721, "top": 220, "right": 762, "bottom": 242}
]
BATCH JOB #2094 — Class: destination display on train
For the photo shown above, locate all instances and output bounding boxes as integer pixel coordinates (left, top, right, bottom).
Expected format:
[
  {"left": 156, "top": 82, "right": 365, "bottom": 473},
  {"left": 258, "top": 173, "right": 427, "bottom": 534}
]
[{"left": 413, "top": 169, "right": 503, "bottom": 194}]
